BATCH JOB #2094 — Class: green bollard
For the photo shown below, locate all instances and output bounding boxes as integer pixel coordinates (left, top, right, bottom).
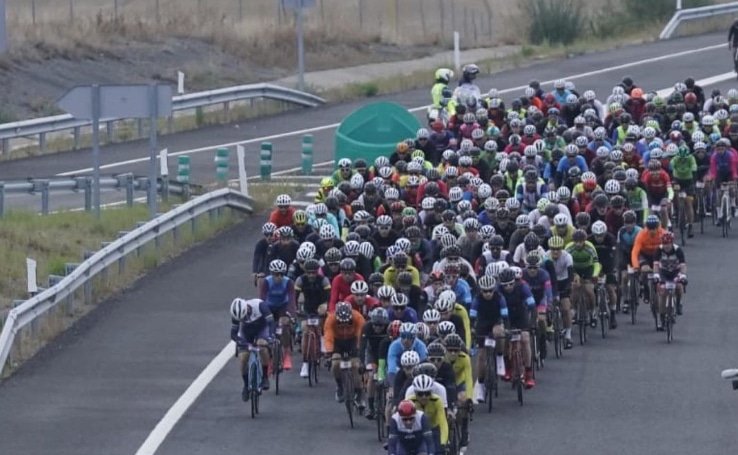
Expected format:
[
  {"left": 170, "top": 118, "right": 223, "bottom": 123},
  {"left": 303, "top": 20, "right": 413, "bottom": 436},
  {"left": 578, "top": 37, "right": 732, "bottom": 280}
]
[
  {"left": 177, "top": 156, "right": 191, "bottom": 184},
  {"left": 215, "top": 148, "right": 229, "bottom": 187},
  {"left": 301, "top": 134, "right": 313, "bottom": 175},
  {"left": 260, "top": 142, "right": 273, "bottom": 181}
]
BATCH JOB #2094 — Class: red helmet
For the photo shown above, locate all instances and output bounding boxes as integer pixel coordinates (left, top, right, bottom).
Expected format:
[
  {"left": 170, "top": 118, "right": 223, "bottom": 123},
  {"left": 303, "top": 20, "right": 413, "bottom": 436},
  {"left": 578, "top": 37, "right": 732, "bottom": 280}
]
[
  {"left": 661, "top": 231, "right": 674, "bottom": 244},
  {"left": 544, "top": 93, "right": 556, "bottom": 104},
  {"left": 397, "top": 400, "right": 417, "bottom": 418},
  {"left": 684, "top": 92, "right": 697, "bottom": 104},
  {"left": 583, "top": 179, "right": 597, "bottom": 191},
  {"left": 388, "top": 320, "right": 402, "bottom": 338}
]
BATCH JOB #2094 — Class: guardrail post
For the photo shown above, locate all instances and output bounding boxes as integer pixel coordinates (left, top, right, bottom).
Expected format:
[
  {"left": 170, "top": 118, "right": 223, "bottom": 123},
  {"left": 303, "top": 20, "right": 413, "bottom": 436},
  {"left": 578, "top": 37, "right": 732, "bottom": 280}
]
[
  {"left": 73, "top": 127, "right": 81, "bottom": 149},
  {"left": 301, "top": 134, "right": 313, "bottom": 175},
  {"left": 177, "top": 156, "right": 191, "bottom": 200},
  {"left": 85, "top": 177, "right": 92, "bottom": 212},
  {"left": 216, "top": 148, "right": 229, "bottom": 187},
  {"left": 64, "top": 264, "right": 80, "bottom": 315},
  {"left": 260, "top": 142, "right": 273, "bottom": 181},
  {"left": 38, "top": 180, "right": 50, "bottom": 215},
  {"left": 125, "top": 173, "right": 135, "bottom": 207},
  {"left": 2, "top": 139, "right": 8, "bottom": 155},
  {"left": 106, "top": 120, "right": 114, "bottom": 143},
  {"left": 0, "top": 182, "right": 4, "bottom": 218},
  {"left": 39, "top": 132, "right": 47, "bottom": 154}
]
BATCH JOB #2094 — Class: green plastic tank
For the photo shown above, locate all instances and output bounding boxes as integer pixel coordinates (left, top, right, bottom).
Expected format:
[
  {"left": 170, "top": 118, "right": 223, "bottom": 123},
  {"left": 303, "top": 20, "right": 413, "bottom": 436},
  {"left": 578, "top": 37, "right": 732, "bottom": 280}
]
[{"left": 334, "top": 101, "right": 422, "bottom": 167}]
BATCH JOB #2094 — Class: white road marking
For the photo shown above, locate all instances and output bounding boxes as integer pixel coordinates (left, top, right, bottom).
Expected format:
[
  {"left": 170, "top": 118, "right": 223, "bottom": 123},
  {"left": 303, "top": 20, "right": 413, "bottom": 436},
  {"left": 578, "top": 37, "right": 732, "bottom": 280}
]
[
  {"left": 134, "top": 342, "right": 235, "bottom": 455},
  {"left": 132, "top": 64, "right": 734, "bottom": 455},
  {"left": 60, "top": 42, "right": 725, "bottom": 177}
]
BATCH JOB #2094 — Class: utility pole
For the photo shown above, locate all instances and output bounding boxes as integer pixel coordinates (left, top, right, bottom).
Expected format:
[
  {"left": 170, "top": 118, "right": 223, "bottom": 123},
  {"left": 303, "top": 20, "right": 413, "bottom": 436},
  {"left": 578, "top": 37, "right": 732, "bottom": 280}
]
[{"left": 0, "top": 0, "right": 8, "bottom": 53}]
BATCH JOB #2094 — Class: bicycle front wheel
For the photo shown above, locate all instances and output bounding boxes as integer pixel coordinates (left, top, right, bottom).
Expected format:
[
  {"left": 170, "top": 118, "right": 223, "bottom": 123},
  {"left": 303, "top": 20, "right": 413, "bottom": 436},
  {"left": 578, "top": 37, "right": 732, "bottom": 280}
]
[
  {"left": 273, "top": 340, "right": 282, "bottom": 395},
  {"left": 342, "top": 370, "right": 355, "bottom": 428}
]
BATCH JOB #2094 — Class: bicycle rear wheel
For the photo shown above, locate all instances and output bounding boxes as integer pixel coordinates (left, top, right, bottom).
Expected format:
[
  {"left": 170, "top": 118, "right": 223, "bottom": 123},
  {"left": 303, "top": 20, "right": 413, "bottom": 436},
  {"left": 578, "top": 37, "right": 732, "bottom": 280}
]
[
  {"left": 678, "top": 198, "right": 687, "bottom": 246},
  {"left": 342, "top": 370, "right": 355, "bottom": 428},
  {"left": 553, "top": 309, "right": 562, "bottom": 359},
  {"left": 376, "top": 385, "right": 386, "bottom": 442},
  {"left": 598, "top": 286, "right": 608, "bottom": 339},
  {"left": 447, "top": 417, "right": 460, "bottom": 455},
  {"left": 273, "top": 340, "right": 282, "bottom": 395},
  {"left": 630, "top": 278, "right": 638, "bottom": 325},
  {"left": 306, "top": 332, "right": 317, "bottom": 388},
  {"left": 485, "top": 350, "right": 496, "bottom": 412},
  {"left": 250, "top": 361, "right": 260, "bottom": 419},
  {"left": 577, "top": 294, "right": 587, "bottom": 346},
  {"left": 666, "top": 295, "right": 674, "bottom": 343}
]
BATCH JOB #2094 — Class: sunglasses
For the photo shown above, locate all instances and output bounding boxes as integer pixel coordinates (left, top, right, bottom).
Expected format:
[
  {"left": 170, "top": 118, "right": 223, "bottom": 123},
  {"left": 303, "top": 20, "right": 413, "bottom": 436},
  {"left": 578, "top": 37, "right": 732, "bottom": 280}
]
[
  {"left": 416, "top": 391, "right": 431, "bottom": 397},
  {"left": 447, "top": 349, "right": 460, "bottom": 354},
  {"left": 272, "top": 272, "right": 284, "bottom": 277},
  {"left": 400, "top": 334, "right": 415, "bottom": 340},
  {"left": 401, "top": 417, "right": 415, "bottom": 422},
  {"left": 481, "top": 289, "right": 494, "bottom": 294},
  {"left": 429, "top": 357, "right": 444, "bottom": 363}
]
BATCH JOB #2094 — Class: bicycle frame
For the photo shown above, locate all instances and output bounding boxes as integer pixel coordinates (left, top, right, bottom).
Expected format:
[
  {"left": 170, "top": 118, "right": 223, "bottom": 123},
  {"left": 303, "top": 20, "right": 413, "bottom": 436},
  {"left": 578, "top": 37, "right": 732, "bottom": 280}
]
[
  {"left": 247, "top": 344, "right": 263, "bottom": 418},
  {"left": 507, "top": 329, "right": 524, "bottom": 406},
  {"left": 340, "top": 355, "right": 357, "bottom": 428},
  {"left": 595, "top": 276, "right": 608, "bottom": 339},
  {"left": 664, "top": 281, "right": 677, "bottom": 344},
  {"left": 304, "top": 317, "right": 321, "bottom": 387}
]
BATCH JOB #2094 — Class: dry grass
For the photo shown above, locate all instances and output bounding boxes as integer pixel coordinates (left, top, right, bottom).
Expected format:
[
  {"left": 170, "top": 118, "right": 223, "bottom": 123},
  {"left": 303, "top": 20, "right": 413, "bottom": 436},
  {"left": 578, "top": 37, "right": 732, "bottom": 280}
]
[{"left": 0, "top": 182, "right": 299, "bottom": 376}]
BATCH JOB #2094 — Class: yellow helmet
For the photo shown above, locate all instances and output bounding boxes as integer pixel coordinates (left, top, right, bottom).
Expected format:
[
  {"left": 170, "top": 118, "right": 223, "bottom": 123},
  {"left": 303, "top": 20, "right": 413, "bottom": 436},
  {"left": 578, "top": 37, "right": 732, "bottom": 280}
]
[{"left": 321, "top": 177, "right": 334, "bottom": 189}]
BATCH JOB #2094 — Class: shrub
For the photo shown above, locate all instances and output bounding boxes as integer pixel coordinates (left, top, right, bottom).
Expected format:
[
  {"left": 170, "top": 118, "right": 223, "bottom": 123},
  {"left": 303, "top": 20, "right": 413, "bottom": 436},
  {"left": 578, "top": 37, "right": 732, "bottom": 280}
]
[{"left": 522, "top": 0, "right": 587, "bottom": 46}]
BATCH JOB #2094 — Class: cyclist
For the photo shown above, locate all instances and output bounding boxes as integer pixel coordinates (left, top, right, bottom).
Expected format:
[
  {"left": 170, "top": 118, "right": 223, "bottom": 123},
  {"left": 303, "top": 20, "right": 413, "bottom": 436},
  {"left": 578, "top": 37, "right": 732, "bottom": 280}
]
[
  {"left": 424, "top": 342, "right": 458, "bottom": 408},
  {"left": 387, "top": 323, "right": 429, "bottom": 390},
  {"left": 259, "top": 259, "right": 297, "bottom": 371},
  {"left": 360, "top": 307, "right": 391, "bottom": 420},
  {"left": 545, "top": 236, "right": 575, "bottom": 349},
  {"left": 294, "top": 259, "right": 331, "bottom": 378},
  {"left": 470, "top": 275, "right": 508, "bottom": 403},
  {"left": 520, "top": 251, "right": 553, "bottom": 359},
  {"left": 393, "top": 351, "right": 423, "bottom": 407},
  {"left": 653, "top": 232, "right": 687, "bottom": 329},
  {"left": 253, "top": 222, "right": 278, "bottom": 288},
  {"left": 497, "top": 268, "right": 536, "bottom": 388},
  {"left": 345, "top": 279, "right": 380, "bottom": 317},
  {"left": 388, "top": 400, "right": 436, "bottom": 455},
  {"left": 230, "top": 297, "right": 274, "bottom": 397},
  {"left": 324, "top": 301, "right": 365, "bottom": 405},
  {"left": 565, "top": 229, "right": 601, "bottom": 328},
  {"left": 708, "top": 138, "right": 738, "bottom": 225},
  {"left": 589, "top": 220, "right": 618, "bottom": 329},
  {"left": 435, "top": 290, "right": 471, "bottom": 349},
  {"left": 442, "top": 333, "right": 473, "bottom": 451},
  {"left": 407, "top": 375, "right": 448, "bottom": 455},
  {"left": 328, "top": 258, "right": 365, "bottom": 311},
  {"left": 641, "top": 160, "right": 673, "bottom": 229},
  {"left": 729, "top": 19, "right": 738, "bottom": 75},
  {"left": 630, "top": 215, "right": 665, "bottom": 306},
  {"left": 617, "top": 210, "right": 642, "bottom": 314},
  {"left": 670, "top": 145, "right": 697, "bottom": 237},
  {"left": 268, "top": 194, "right": 295, "bottom": 228}
]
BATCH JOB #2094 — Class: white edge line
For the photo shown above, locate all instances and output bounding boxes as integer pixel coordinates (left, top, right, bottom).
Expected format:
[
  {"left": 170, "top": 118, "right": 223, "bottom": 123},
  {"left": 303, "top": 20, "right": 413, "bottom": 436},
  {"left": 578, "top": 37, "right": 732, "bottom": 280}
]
[
  {"left": 57, "top": 42, "right": 726, "bottom": 177},
  {"left": 134, "top": 342, "right": 235, "bottom": 455},
  {"left": 133, "top": 70, "right": 736, "bottom": 455}
]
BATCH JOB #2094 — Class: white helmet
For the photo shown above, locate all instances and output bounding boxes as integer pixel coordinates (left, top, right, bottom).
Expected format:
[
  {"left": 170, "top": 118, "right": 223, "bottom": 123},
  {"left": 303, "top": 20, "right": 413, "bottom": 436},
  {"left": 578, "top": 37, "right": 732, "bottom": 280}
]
[
  {"left": 401, "top": 350, "right": 421, "bottom": 367},
  {"left": 591, "top": 220, "right": 608, "bottom": 235},
  {"left": 412, "top": 374, "right": 435, "bottom": 392},
  {"left": 350, "top": 280, "right": 369, "bottom": 295},
  {"left": 423, "top": 309, "right": 442, "bottom": 323},
  {"left": 604, "top": 179, "right": 621, "bottom": 194},
  {"left": 553, "top": 213, "right": 569, "bottom": 226},
  {"left": 276, "top": 194, "right": 292, "bottom": 206},
  {"left": 230, "top": 297, "right": 249, "bottom": 320},
  {"left": 435, "top": 290, "right": 456, "bottom": 312}
]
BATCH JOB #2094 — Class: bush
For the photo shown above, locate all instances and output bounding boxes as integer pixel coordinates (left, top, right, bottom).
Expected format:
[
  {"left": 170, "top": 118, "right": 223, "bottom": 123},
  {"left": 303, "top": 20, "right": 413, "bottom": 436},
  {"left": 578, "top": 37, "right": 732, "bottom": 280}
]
[
  {"left": 620, "top": 0, "right": 713, "bottom": 23},
  {"left": 522, "top": 0, "right": 587, "bottom": 46}
]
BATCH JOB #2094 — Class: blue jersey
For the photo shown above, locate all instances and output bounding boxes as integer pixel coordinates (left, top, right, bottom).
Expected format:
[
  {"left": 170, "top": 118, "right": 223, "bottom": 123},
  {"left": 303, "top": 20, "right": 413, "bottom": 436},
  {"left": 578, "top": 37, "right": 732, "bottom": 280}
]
[
  {"left": 556, "top": 156, "right": 589, "bottom": 174},
  {"left": 388, "top": 306, "right": 418, "bottom": 323},
  {"left": 618, "top": 225, "right": 642, "bottom": 251},
  {"left": 264, "top": 275, "right": 291, "bottom": 308},
  {"left": 387, "top": 338, "right": 429, "bottom": 375},
  {"left": 451, "top": 279, "right": 473, "bottom": 308}
]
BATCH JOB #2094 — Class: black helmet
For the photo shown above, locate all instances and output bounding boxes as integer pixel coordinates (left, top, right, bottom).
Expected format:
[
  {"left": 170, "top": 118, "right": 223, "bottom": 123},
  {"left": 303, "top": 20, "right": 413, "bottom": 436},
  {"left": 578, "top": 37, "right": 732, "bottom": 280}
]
[
  {"left": 339, "top": 258, "right": 356, "bottom": 271},
  {"left": 369, "top": 272, "right": 384, "bottom": 286},
  {"left": 335, "top": 302, "right": 353, "bottom": 323},
  {"left": 572, "top": 229, "right": 587, "bottom": 242},
  {"left": 303, "top": 259, "right": 320, "bottom": 273},
  {"left": 324, "top": 247, "right": 343, "bottom": 263},
  {"left": 398, "top": 271, "right": 413, "bottom": 287},
  {"left": 524, "top": 232, "right": 539, "bottom": 250},
  {"left": 498, "top": 268, "right": 516, "bottom": 285},
  {"left": 623, "top": 210, "right": 637, "bottom": 224}
]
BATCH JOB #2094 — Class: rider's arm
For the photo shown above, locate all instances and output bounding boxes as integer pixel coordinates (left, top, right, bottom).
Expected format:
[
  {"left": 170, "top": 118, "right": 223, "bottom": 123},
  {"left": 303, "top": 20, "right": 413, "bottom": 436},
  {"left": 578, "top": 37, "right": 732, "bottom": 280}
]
[
  {"left": 285, "top": 279, "right": 297, "bottom": 318},
  {"left": 420, "top": 413, "right": 436, "bottom": 455},
  {"left": 630, "top": 230, "right": 644, "bottom": 269},
  {"left": 323, "top": 313, "right": 336, "bottom": 353},
  {"left": 230, "top": 318, "right": 240, "bottom": 342},
  {"left": 387, "top": 417, "right": 400, "bottom": 455},
  {"left": 433, "top": 397, "right": 449, "bottom": 446},
  {"left": 353, "top": 312, "right": 366, "bottom": 350},
  {"left": 258, "top": 278, "right": 269, "bottom": 301}
]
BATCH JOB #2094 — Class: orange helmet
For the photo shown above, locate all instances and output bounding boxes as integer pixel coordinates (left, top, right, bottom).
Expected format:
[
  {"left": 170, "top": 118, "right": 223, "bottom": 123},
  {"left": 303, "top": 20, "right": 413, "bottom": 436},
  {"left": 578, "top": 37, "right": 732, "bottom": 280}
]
[
  {"left": 397, "top": 142, "right": 409, "bottom": 153},
  {"left": 631, "top": 88, "right": 644, "bottom": 99}
]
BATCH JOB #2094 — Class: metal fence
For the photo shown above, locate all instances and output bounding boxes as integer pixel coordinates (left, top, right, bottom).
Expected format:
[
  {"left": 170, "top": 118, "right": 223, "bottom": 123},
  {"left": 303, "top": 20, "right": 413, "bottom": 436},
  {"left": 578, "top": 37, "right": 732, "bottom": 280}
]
[
  {"left": 660, "top": 1, "right": 738, "bottom": 39},
  {"left": 8, "top": 0, "right": 499, "bottom": 46},
  {"left": 0, "top": 187, "right": 254, "bottom": 376}
]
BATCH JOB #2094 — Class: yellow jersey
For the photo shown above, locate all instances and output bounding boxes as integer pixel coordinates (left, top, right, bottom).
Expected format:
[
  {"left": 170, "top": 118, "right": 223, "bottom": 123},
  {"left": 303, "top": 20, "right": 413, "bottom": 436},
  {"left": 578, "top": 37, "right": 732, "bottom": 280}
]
[
  {"left": 452, "top": 303, "right": 472, "bottom": 350},
  {"left": 409, "top": 393, "right": 448, "bottom": 445},
  {"left": 449, "top": 352, "right": 473, "bottom": 396}
]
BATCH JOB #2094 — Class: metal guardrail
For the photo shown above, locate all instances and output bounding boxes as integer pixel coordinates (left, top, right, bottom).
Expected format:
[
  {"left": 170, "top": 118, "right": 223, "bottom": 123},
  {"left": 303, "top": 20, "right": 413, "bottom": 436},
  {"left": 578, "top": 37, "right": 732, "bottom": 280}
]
[
  {"left": 0, "top": 83, "right": 325, "bottom": 155},
  {"left": 660, "top": 2, "right": 738, "bottom": 39},
  {"left": 0, "top": 173, "right": 189, "bottom": 216},
  {"left": 0, "top": 188, "right": 254, "bottom": 375}
]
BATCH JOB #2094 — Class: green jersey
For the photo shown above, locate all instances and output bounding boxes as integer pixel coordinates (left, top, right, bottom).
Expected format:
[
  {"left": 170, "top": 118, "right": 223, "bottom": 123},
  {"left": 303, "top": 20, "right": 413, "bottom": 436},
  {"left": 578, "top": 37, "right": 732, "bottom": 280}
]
[
  {"left": 564, "top": 240, "right": 601, "bottom": 278},
  {"left": 670, "top": 155, "right": 697, "bottom": 181}
]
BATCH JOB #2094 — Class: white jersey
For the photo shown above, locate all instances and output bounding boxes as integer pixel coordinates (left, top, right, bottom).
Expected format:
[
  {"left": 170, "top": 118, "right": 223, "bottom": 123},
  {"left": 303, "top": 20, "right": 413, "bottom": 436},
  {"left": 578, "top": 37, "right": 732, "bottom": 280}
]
[
  {"left": 545, "top": 251, "right": 574, "bottom": 281},
  {"left": 513, "top": 245, "right": 546, "bottom": 265}
]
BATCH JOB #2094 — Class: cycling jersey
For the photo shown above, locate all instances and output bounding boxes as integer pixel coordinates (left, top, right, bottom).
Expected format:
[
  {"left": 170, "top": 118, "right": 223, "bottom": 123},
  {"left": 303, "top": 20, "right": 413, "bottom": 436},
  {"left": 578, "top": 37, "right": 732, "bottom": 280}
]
[
  {"left": 328, "top": 273, "right": 365, "bottom": 311},
  {"left": 452, "top": 303, "right": 473, "bottom": 349},
  {"left": 323, "top": 309, "right": 365, "bottom": 354},
  {"left": 545, "top": 250, "right": 574, "bottom": 282},
  {"left": 294, "top": 274, "right": 330, "bottom": 314},
  {"left": 408, "top": 394, "right": 448, "bottom": 446},
  {"left": 588, "top": 233, "right": 617, "bottom": 274},
  {"left": 259, "top": 275, "right": 296, "bottom": 315},
  {"left": 499, "top": 282, "right": 536, "bottom": 330},
  {"left": 230, "top": 299, "right": 274, "bottom": 345},
  {"left": 405, "top": 381, "right": 448, "bottom": 408},
  {"left": 654, "top": 245, "right": 686, "bottom": 281},
  {"left": 630, "top": 227, "right": 665, "bottom": 268},
  {"left": 671, "top": 155, "right": 697, "bottom": 181},
  {"left": 387, "top": 338, "right": 429, "bottom": 376},
  {"left": 388, "top": 411, "right": 435, "bottom": 455},
  {"left": 470, "top": 292, "right": 508, "bottom": 333},
  {"left": 564, "top": 240, "right": 601, "bottom": 278},
  {"left": 449, "top": 351, "right": 474, "bottom": 395}
]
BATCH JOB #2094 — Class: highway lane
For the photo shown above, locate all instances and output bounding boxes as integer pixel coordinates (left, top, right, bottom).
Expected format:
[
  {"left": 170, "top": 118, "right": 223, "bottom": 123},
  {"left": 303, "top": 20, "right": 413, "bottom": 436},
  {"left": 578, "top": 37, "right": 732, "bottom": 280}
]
[
  {"left": 0, "top": 35, "right": 737, "bottom": 455},
  {"left": 0, "top": 32, "right": 730, "bottom": 186}
]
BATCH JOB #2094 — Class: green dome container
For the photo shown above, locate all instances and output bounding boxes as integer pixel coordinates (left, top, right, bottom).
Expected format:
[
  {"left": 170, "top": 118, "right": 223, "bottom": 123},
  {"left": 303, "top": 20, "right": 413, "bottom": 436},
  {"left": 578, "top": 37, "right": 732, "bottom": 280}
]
[{"left": 334, "top": 101, "right": 422, "bottom": 167}]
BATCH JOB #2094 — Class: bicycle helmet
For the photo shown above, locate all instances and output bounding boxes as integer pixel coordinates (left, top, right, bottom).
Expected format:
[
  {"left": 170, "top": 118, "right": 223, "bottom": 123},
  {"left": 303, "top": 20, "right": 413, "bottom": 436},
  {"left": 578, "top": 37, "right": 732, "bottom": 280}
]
[
  {"left": 416, "top": 322, "right": 430, "bottom": 341},
  {"left": 622, "top": 210, "right": 637, "bottom": 224},
  {"left": 399, "top": 322, "right": 418, "bottom": 338},
  {"left": 412, "top": 374, "right": 435, "bottom": 393},
  {"left": 296, "top": 246, "right": 313, "bottom": 262},
  {"left": 230, "top": 297, "right": 249, "bottom": 320},
  {"left": 377, "top": 285, "right": 396, "bottom": 300},
  {"left": 553, "top": 213, "right": 569, "bottom": 227},
  {"left": 525, "top": 251, "right": 541, "bottom": 267},
  {"left": 498, "top": 268, "right": 516, "bottom": 285},
  {"left": 437, "top": 320, "right": 456, "bottom": 337},
  {"left": 548, "top": 236, "right": 565, "bottom": 249},
  {"left": 423, "top": 309, "right": 442, "bottom": 324},
  {"left": 478, "top": 275, "right": 497, "bottom": 291},
  {"left": 427, "top": 342, "right": 447, "bottom": 358},
  {"left": 339, "top": 258, "right": 356, "bottom": 271},
  {"left": 392, "top": 293, "right": 409, "bottom": 308},
  {"left": 335, "top": 302, "right": 353, "bottom": 323},
  {"left": 444, "top": 333, "right": 465, "bottom": 350},
  {"left": 435, "top": 291, "right": 456, "bottom": 312},
  {"left": 591, "top": 220, "right": 607, "bottom": 235},
  {"left": 413, "top": 362, "right": 438, "bottom": 379},
  {"left": 269, "top": 259, "right": 287, "bottom": 274},
  {"left": 401, "top": 350, "right": 421, "bottom": 367},
  {"left": 572, "top": 229, "right": 587, "bottom": 242},
  {"left": 370, "top": 307, "right": 389, "bottom": 325},
  {"left": 661, "top": 231, "right": 674, "bottom": 244},
  {"left": 397, "top": 400, "right": 417, "bottom": 418},
  {"left": 262, "top": 222, "right": 277, "bottom": 235},
  {"left": 645, "top": 214, "right": 660, "bottom": 229},
  {"left": 350, "top": 280, "right": 369, "bottom": 295}
]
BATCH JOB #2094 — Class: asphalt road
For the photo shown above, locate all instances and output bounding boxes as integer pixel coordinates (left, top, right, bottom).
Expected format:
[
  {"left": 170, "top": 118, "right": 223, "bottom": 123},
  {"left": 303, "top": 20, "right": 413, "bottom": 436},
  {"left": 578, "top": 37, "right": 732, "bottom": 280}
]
[{"left": 1, "top": 32, "right": 738, "bottom": 455}]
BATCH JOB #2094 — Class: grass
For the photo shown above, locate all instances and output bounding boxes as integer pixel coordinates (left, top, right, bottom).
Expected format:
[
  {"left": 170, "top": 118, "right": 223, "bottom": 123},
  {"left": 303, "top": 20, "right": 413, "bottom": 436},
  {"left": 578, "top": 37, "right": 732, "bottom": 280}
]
[{"left": 0, "top": 182, "right": 298, "bottom": 377}]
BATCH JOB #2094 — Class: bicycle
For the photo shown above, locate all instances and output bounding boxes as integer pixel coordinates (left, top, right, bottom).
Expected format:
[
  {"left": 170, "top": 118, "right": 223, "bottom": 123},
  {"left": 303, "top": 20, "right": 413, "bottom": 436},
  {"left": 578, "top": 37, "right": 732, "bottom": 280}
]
[
  {"left": 646, "top": 273, "right": 660, "bottom": 331},
  {"left": 718, "top": 182, "right": 733, "bottom": 237},
  {"left": 302, "top": 315, "right": 321, "bottom": 387},
  {"left": 506, "top": 329, "right": 524, "bottom": 406},
  {"left": 447, "top": 408, "right": 461, "bottom": 455},
  {"left": 663, "top": 280, "right": 678, "bottom": 344},
  {"left": 245, "top": 344, "right": 263, "bottom": 419},
  {"left": 550, "top": 298, "right": 564, "bottom": 359},
  {"left": 626, "top": 266, "right": 639, "bottom": 325},
  {"left": 674, "top": 185, "right": 688, "bottom": 245},
  {"left": 595, "top": 276, "right": 609, "bottom": 339},
  {"left": 272, "top": 327, "right": 284, "bottom": 395},
  {"left": 694, "top": 180, "right": 706, "bottom": 234},
  {"left": 339, "top": 353, "right": 358, "bottom": 428},
  {"left": 373, "top": 372, "right": 386, "bottom": 442},
  {"left": 572, "top": 282, "right": 588, "bottom": 346},
  {"left": 529, "top": 317, "right": 542, "bottom": 374},
  {"left": 482, "top": 336, "right": 499, "bottom": 412}
]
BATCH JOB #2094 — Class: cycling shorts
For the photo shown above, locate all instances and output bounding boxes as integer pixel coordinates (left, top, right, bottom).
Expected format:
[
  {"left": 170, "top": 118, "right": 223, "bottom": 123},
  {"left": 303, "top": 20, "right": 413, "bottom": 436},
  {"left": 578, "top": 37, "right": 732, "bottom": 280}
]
[
  {"left": 673, "top": 179, "right": 695, "bottom": 197},
  {"left": 555, "top": 280, "right": 571, "bottom": 299},
  {"left": 236, "top": 325, "right": 271, "bottom": 353},
  {"left": 333, "top": 338, "right": 358, "bottom": 357},
  {"left": 270, "top": 305, "right": 290, "bottom": 321},
  {"left": 638, "top": 253, "right": 656, "bottom": 269}
]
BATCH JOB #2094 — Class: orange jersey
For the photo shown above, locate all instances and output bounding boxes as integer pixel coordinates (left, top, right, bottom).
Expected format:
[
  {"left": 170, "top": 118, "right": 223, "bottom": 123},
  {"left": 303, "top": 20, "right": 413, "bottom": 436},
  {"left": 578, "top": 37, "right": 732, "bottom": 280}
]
[
  {"left": 323, "top": 310, "right": 365, "bottom": 353},
  {"left": 631, "top": 227, "right": 665, "bottom": 267}
]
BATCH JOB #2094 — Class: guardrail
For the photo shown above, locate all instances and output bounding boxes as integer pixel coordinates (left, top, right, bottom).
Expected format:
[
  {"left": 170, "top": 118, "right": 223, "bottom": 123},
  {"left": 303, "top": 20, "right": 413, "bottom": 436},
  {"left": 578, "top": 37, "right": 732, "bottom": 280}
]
[
  {"left": 660, "top": 1, "right": 738, "bottom": 39},
  {"left": 0, "top": 174, "right": 190, "bottom": 216},
  {"left": 0, "top": 187, "right": 254, "bottom": 376},
  {"left": 0, "top": 83, "right": 326, "bottom": 155}
]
